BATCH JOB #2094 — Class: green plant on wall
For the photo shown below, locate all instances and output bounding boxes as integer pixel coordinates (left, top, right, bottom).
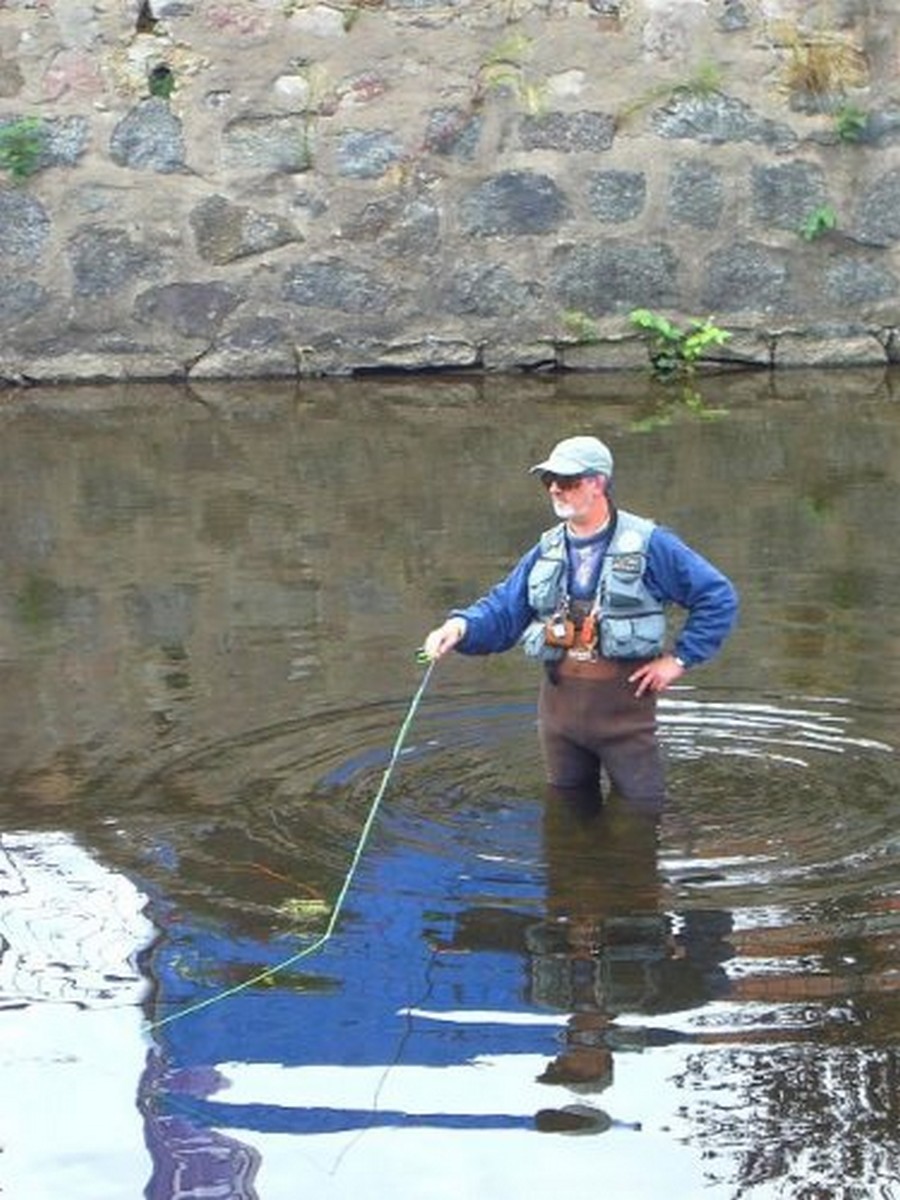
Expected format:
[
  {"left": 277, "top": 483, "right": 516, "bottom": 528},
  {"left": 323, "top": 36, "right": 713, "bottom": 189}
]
[
  {"left": 799, "top": 204, "right": 837, "bottom": 241},
  {"left": 617, "top": 59, "right": 724, "bottom": 126},
  {"left": 628, "top": 308, "right": 731, "bottom": 378},
  {"left": 833, "top": 103, "right": 867, "bottom": 142},
  {"left": 0, "top": 116, "right": 44, "bottom": 181},
  {"left": 475, "top": 32, "right": 547, "bottom": 114},
  {"left": 559, "top": 309, "right": 730, "bottom": 427},
  {"left": 677, "top": 59, "right": 723, "bottom": 98},
  {"left": 148, "top": 64, "right": 177, "bottom": 100}
]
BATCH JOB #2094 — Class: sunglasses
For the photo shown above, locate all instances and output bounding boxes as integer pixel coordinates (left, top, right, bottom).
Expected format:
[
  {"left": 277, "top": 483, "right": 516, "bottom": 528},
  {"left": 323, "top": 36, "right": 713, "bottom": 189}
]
[{"left": 541, "top": 473, "right": 589, "bottom": 491}]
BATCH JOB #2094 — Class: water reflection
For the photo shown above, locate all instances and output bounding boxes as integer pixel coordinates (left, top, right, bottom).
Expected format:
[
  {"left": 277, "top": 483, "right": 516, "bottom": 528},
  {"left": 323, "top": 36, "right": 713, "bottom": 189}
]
[
  {"left": 2, "top": 372, "right": 900, "bottom": 1197},
  {"left": 0, "top": 833, "right": 153, "bottom": 1196},
  {"left": 445, "top": 791, "right": 732, "bottom": 1135},
  {"left": 129, "top": 676, "right": 900, "bottom": 1197}
]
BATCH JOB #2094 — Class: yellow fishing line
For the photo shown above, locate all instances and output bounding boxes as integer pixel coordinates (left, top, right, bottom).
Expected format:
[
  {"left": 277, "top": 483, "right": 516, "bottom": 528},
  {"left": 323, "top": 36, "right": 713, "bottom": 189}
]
[{"left": 144, "top": 658, "right": 436, "bottom": 1033}]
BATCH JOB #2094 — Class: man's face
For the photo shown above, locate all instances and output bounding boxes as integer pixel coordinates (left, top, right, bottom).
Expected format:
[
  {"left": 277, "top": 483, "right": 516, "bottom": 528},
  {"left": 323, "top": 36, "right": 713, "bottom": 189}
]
[{"left": 542, "top": 473, "right": 605, "bottom": 522}]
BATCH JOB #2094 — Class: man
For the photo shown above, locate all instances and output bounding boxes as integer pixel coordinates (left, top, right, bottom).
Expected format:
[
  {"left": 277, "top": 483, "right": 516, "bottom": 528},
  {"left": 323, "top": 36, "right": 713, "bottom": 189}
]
[{"left": 422, "top": 435, "right": 738, "bottom": 811}]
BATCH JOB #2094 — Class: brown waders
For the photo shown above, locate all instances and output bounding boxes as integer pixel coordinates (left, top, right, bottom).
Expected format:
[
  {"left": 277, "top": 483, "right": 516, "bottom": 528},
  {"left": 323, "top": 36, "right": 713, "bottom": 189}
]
[{"left": 538, "top": 655, "right": 667, "bottom": 812}]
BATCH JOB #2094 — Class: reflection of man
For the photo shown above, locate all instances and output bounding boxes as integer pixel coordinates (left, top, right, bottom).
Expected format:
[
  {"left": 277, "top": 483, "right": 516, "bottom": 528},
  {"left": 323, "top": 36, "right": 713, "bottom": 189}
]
[
  {"left": 441, "top": 788, "right": 734, "bottom": 1134},
  {"left": 424, "top": 435, "right": 739, "bottom": 811},
  {"left": 531, "top": 789, "right": 733, "bottom": 1127}
]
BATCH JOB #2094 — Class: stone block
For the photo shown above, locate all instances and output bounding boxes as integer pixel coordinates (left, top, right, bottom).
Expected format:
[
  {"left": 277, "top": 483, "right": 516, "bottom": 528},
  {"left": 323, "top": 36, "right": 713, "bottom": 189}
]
[
  {"left": 282, "top": 259, "right": 394, "bottom": 312},
  {"left": 751, "top": 160, "right": 828, "bottom": 231},
  {"left": 551, "top": 242, "right": 679, "bottom": 315},
  {"left": 652, "top": 92, "right": 796, "bottom": 148},
  {"left": 855, "top": 167, "right": 900, "bottom": 246},
  {"left": 559, "top": 339, "right": 649, "bottom": 370},
  {"left": 334, "top": 129, "right": 404, "bottom": 178},
  {"left": 370, "top": 337, "right": 479, "bottom": 370},
  {"left": 340, "top": 193, "right": 439, "bottom": 256},
  {"left": 440, "top": 262, "right": 541, "bottom": 318},
  {"left": 134, "top": 282, "right": 243, "bottom": 339},
  {"left": 519, "top": 111, "right": 615, "bottom": 153},
  {"left": 587, "top": 170, "right": 646, "bottom": 222},
  {"left": 701, "top": 242, "right": 790, "bottom": 314},
  {"left": 67, "top": 227, "right": 155, "bottom": 298},
  {"left": 460, "top": 171, "right": 570, "bottom": 236},
  {"left": 773, "top": 329, "right": 887, "bottom": 367},
  {"left": 667, "top": 160, "right": 724, "bottom": 229},
  {"left": 0, "top": 278, "right": 48, "bottom": 324},
  {"left": 0, "top": 189, "right": 51, "bottom": 266},
  {"left": 223, "top": 115, "right": 313, "bottom": 174},
  {"left": 190, "top": 195, "right": 302, "bottom": 264},
  {"left": 190, "top": 317, "right": 298, "bottom": 378},
  {"left": 825, "top": 259, "right": 899, "bottom": 305},
  {"left": 424, "top": 107, "right": 482, "bottom": 160},
  {"left": 110, "top": 99, "right": 186, "bottom": 173}
]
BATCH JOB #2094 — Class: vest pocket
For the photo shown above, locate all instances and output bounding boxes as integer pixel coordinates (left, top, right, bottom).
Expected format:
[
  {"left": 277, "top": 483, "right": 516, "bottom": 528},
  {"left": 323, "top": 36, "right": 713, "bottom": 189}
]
[
  {"left": 521, "top": 619, "right": 565, "bottom": 660},
  {"left": 599, "top": 613, "right": 666, "bottom": 659},
  {"left": 527, "top": 553, "right": 564, "bottom": 610}
]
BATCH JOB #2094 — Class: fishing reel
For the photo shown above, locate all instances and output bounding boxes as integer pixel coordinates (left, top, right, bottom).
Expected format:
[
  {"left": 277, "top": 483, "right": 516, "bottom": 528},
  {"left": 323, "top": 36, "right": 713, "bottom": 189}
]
[
  {"left": 544, "top": 610, "right": 598, "bottom": 654},
  {"left": 544, "top": 612, "right": 576, "bottom": 648}
]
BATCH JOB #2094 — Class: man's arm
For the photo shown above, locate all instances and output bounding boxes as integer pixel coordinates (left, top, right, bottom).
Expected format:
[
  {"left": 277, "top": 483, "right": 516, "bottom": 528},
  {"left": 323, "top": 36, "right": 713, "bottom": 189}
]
[
  {"left": 423, "top": 544, "right": 541, "bottom": 659},
  {"left": 630, "top": 527, "right": 738, "bottom": 694}
]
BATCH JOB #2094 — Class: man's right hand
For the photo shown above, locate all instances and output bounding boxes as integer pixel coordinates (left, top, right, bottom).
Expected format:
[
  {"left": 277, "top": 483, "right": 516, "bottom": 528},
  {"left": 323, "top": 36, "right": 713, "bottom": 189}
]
[{"left": 422, "top": 617, "right": 467, "bottom": 660}]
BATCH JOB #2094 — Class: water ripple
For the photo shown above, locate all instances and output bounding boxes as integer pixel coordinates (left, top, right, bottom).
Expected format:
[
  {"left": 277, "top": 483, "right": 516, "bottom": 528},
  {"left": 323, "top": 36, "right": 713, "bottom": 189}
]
[{"left": 99, "top": 684, "right": 900, "bottom": 1058}]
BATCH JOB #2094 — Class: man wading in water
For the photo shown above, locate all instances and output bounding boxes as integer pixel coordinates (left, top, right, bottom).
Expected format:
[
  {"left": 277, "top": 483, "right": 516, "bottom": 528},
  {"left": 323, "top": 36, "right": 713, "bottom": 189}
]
[{"left": 422, "top": 435, "right": 738, "bottom": 813}]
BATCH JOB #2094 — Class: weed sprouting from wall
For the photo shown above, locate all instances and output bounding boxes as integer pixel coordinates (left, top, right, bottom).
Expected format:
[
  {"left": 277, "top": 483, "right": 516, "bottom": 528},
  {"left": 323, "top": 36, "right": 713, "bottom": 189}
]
[
  {"left": 628, "top": 309, "right": 732, "bottom": 378},
  {"left": 799, "top": 205, "right": 837, "bottom": 241},
  {"left": 0, "top": 116, "right": 44, "bottom": 181},
  {"left": 616, "top": 59, "right": 725, "bottom": 127},
  {"left": 149, "top": 64, "right": 176, "bottom": 100},
  {"left": 833, "top": 103, "right": 867, "bottom": 142},
  {"left": 474, "top": 32, "right": 547, "bottom": 115}
]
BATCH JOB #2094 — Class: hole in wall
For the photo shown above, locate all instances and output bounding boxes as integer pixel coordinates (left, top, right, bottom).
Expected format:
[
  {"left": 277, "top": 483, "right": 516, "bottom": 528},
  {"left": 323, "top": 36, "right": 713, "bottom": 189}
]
[{"left": 136, "top": 2, "right": 158, "bottom": 33}]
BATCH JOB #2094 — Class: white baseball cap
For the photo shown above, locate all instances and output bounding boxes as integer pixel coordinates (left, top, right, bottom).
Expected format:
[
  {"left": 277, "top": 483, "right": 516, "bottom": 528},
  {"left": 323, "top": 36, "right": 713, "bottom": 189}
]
[{"left": 530, "top": 435, "right": 614, "bottom": 478}]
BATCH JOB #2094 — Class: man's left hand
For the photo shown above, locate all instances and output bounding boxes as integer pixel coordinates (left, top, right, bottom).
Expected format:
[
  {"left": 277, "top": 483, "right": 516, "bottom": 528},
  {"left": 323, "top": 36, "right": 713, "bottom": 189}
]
[{"left": 629, "top": 654, "right": 686, "bottom": 697}]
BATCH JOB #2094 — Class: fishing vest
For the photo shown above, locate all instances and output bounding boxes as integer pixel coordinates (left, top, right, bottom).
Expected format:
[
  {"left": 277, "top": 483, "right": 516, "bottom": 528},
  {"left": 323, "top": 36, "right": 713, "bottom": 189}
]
[{"left": 520, "top": 509, "right": 667, "bottom": 662}]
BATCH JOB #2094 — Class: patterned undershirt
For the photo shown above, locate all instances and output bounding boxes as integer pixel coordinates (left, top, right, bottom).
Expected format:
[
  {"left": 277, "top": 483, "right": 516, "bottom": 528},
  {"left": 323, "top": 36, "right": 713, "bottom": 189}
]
[{"left": 566, "top": 525, "right": 612, "bottom": 603}]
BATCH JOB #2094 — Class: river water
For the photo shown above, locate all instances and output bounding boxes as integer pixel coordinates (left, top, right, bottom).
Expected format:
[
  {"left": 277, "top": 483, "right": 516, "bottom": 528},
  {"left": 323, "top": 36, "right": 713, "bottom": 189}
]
[{"left": 1, "top": 369, "right": 900, "bottom": 1199}]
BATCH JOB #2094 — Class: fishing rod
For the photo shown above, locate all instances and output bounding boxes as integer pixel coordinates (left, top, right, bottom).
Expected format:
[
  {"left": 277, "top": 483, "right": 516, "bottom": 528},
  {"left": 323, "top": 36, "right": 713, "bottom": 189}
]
[{"left": 145, "top": 654, "right": 437, "bottom": 1033}]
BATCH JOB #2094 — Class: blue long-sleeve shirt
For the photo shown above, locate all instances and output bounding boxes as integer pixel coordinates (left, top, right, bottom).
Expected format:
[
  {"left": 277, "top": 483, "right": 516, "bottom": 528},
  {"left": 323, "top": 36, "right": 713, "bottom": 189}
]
[{"left": 451, "top": 520, "right": 738, "bottom": 668}]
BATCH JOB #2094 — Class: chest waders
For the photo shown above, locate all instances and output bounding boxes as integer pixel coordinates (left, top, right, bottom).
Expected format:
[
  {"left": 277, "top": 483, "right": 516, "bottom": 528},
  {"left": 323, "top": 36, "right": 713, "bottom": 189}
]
[{"left": 522, "top": 510, "right": 669, "bottom": 810}]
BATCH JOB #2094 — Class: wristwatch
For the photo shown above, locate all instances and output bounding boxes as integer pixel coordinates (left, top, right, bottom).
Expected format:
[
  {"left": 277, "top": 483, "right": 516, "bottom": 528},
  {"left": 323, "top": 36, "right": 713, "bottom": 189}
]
[{"left": 673, "top": 655, "right": 688, "bottom": 669}]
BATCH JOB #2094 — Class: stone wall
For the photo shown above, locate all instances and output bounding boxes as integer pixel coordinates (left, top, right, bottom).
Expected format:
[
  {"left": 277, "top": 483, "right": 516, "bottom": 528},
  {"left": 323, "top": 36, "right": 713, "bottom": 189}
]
[{"left": 2, "top": 0, "right": 900, "bottom": 381}]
